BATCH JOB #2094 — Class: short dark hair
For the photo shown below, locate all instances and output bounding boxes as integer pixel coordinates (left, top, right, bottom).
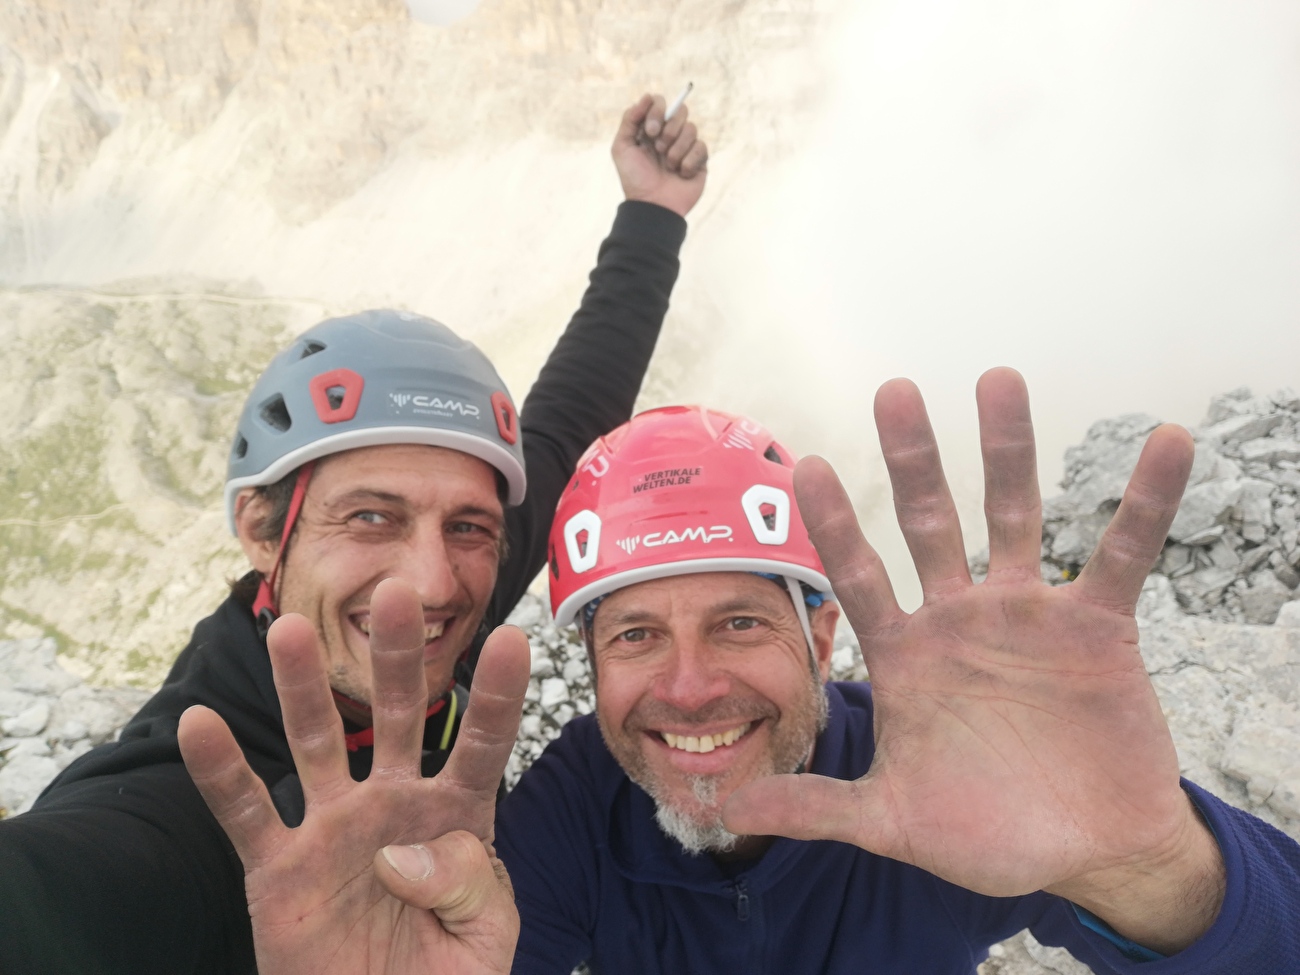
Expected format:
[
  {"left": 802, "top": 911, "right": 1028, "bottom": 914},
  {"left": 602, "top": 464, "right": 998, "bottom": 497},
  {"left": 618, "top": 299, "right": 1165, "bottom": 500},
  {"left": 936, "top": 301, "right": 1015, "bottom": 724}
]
[{"left": 248, "top": 467, "right": 301, "bottom": 545}]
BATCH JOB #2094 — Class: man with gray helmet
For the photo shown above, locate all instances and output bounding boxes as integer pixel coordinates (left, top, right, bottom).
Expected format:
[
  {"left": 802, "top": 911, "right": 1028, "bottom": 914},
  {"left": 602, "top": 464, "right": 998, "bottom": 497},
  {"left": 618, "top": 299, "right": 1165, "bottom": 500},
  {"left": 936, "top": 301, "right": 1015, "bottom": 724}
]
[{"left": 0, "top": 92, "right": 706, "bottom": 975}]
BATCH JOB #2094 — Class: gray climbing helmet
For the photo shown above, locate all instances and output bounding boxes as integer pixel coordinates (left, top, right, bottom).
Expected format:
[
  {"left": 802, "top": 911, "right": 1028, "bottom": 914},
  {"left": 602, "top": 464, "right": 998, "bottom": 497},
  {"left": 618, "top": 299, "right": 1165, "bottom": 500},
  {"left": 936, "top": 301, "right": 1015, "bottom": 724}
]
[{"left": 224, "top": 309, "right": 525, "bottom": 533}]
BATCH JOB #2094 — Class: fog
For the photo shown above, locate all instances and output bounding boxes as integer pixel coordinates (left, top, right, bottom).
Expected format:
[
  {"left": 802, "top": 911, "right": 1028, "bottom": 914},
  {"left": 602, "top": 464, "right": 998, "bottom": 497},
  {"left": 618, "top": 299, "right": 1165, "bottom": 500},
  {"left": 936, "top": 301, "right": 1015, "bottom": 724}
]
[
  {"left": 685, "top": 0, "right": 1300, "bottom": 608},
  {"left": 4, "top": 0, "right": 1298, "bottom": 619}
]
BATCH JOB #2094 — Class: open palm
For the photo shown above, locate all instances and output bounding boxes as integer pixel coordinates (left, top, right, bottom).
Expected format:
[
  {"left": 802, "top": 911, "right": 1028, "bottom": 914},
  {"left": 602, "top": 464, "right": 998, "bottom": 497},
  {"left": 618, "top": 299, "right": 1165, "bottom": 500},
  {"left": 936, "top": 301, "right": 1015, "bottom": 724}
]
[
  {"left": 725, "top": 368, "right": 1200, "bottom": 901},
  {"left": 179, "top": 578, "right": 527, "bottom": 975}
]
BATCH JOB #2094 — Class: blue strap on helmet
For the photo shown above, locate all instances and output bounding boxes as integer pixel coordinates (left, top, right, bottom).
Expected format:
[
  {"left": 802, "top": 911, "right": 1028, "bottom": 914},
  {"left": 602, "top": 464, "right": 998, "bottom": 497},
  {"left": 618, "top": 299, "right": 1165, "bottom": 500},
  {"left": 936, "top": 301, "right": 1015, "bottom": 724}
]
[{"left": 578, "top": 573, "right": 830, "bottom": 632}]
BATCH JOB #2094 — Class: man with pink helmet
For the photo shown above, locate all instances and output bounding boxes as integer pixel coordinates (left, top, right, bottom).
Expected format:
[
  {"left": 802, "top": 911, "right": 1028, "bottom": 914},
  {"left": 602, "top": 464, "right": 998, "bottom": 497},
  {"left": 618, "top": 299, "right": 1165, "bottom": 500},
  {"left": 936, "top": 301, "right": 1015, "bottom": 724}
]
[
  {"left": 543, "top": 405, "right": 840, "bottom": 856},
  {"left": 495, "top": 378, "right": 1300, "bottom": 974}
]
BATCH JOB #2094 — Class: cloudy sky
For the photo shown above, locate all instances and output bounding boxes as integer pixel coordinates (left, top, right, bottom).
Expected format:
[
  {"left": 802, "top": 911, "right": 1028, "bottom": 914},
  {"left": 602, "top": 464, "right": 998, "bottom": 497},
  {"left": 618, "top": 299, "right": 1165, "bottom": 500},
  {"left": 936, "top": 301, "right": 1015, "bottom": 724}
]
[{"left": 695, "top": 0, "right": 1300, "bottom": 607}]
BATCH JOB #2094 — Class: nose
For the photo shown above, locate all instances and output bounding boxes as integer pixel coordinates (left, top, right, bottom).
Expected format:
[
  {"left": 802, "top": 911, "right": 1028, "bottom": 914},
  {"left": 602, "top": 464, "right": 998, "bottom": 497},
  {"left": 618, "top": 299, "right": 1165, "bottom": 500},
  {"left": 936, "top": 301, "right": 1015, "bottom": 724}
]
[
  {"left": 403, "top": 525, "right": 461, "bottom": 611},
  {"left": 652, "top": 635, "right": 730, "bottom": 715}
]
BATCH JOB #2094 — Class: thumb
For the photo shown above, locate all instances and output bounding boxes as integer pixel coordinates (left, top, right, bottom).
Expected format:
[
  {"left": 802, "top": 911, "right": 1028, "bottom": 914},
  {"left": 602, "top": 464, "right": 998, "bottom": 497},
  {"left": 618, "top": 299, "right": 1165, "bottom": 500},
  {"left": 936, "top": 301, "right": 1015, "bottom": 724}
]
[
  {"left": 721, "top": 773, "right": 895, "bottom": 852},
  {"left": 375, "top": 831, "right": 518, "bottom": 932}
]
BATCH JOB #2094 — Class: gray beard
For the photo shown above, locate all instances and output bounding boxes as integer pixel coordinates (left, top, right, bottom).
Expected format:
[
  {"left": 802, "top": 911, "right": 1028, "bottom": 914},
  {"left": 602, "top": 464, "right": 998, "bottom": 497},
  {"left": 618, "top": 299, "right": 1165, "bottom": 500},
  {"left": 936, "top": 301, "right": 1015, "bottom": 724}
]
[
  {"left": 640, "top": 684, "right": 830, "bottom": 856},
  {"left": 650, "top": 776, "right": 740, "bottom": 855}
]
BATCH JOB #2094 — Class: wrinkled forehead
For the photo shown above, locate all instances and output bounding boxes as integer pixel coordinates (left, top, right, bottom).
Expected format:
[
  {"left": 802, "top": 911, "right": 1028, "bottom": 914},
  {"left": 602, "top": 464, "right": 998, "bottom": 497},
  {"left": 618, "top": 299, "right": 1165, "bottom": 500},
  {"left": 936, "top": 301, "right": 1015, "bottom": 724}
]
[
  {"left": 312, "top": 442, "right": 503, "bottom": 506},
  {"left": 592, "top": 571, "right": 795, "bottom": 632}
]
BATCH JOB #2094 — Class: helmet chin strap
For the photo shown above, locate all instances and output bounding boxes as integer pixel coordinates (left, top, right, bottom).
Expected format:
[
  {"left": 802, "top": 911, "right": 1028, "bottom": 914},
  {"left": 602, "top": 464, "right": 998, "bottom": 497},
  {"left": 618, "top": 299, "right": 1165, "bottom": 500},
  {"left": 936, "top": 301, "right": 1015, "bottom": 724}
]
[
  {"left": 785, "top": 575, "right": 821, "bottom": 776},
  {"left": 784, "top": 576, "right": 816, "bottom": 654},
  {"left": 252, "top": 461, "right": 317, "bottom": 636}
]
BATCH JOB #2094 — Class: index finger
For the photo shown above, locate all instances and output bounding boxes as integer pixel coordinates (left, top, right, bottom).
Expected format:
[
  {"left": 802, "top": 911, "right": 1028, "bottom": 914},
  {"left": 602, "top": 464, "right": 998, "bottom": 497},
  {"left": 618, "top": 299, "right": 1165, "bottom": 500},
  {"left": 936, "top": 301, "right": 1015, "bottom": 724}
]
[
  {"left": 264, "top": 614, "right": 351, "bottom": 804},
  {"left": 438, "top": 625, "right": 529, "bottom": 807},
  {"left": 795, "top": 456, "right": 904, "bottom": 651},
  {"left": 1074, "top": 424, "right": 1193, "bottom": 613}
]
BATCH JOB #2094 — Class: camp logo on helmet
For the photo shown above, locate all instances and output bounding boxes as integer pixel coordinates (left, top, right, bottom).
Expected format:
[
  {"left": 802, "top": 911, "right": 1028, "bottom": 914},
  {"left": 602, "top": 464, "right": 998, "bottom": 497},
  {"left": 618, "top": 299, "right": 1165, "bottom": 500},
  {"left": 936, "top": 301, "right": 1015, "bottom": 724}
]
[
  {"left": 615, "top": 525, "right": 733, "bottom": 555},
  {"left": 388, "top": 392, "right": 482, "bottom": 418},
  {"left": 722, "top": 418, "right": 764, "bottom": 451}
]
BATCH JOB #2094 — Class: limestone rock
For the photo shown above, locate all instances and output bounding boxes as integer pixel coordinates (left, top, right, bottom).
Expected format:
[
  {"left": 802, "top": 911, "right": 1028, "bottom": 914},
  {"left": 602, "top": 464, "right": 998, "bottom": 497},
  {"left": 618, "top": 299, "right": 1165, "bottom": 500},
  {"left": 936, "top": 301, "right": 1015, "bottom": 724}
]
[
  {"left": 1277, "top": 601, "right": 1300, "bottom": 627},
  {"left": 1168, "top": 479, "right": 1243, "bottom": 543},
  {"left": 1, "top": 701, "right": 49, "bottom": 738},
  {"left": 0, "top": 638, "right": 149, "bottom": 816},
  {"left": 0, "top": 754, "right": 59, "bottom": 816},
  {"left": 1241, "top": 572, "right": 1293, "bottom": 625},
  {"left": 1239, "top": 439, "right": 1300, "bottom": 465},
  {"left": 1040, "top": 388, "right": 1300, "bottom": 626},
  {"left": 1221, "top": 698, "right": 1300, "bottom": 820},
  {"left": 539, "top": 676, "right": 569, "bottom": 711}
]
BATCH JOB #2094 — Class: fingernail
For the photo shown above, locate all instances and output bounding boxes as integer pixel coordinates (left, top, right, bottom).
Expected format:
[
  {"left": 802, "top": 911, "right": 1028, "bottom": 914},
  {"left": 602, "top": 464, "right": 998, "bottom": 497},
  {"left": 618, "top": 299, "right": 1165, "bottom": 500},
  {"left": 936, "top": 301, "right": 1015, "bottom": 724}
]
[
  {"left": 645, "top": 119, "right": 660, "bottom": 136},
  {"left": 382, "top": 844, "right": 433, "bottom": 881}
]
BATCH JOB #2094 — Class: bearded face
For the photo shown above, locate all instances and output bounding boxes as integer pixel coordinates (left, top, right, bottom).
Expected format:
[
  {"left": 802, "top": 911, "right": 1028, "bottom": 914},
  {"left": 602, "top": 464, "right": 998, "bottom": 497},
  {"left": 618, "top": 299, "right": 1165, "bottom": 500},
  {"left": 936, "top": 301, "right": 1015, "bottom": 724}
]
[{"left": 588, "top": 573, "right": 837, "bottom": 854}]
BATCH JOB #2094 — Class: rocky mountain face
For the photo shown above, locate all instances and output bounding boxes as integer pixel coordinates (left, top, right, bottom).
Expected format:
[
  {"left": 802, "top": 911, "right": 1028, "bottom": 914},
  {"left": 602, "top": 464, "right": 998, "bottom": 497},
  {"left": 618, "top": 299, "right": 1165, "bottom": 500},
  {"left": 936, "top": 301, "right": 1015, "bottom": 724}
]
[
  {"left": 0, "top": 0, "right": 833, "bottom": 301},
  {"left": 0, "top": 637, "right": 149, "bottom": 815},
  {"left": 1028, "top": 387, "right": 1300, "bottom": 626},
  {"left": 0, "top": 285, "right": 331, "bottom": 686}
]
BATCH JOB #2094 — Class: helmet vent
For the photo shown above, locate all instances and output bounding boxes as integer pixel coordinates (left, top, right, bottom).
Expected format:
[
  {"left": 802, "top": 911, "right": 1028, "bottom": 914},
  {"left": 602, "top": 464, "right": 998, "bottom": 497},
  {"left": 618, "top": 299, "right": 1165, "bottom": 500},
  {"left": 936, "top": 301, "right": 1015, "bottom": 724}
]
[
  {"left": 760, "top": 503, "right": 778, "bottom": 531},
  {"left": 299, "top": 340, "right": 327, "bottom": 359},
  {"left": 763, "top": 444, "right": 784, "bottom": 465},
  {"left": 324, "top": 385, "right": 346, "bottom": 410},
  {"left": 232, "top": 434, "right": 249, "bottom": 460},
  {"left": 259, "top": 395, "right": 293, "bottom": 433}
]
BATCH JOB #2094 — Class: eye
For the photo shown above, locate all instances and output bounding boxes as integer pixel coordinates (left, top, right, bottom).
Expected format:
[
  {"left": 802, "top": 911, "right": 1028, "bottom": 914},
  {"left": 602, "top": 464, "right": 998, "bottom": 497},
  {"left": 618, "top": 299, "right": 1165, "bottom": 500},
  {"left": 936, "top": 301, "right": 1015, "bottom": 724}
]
[
  {"left": 351, "top": 510, "right": 388, "bottom": 525},
  {"left": 448, "top": 520, "right": 496, "bottom": 538},
  {"left": 725, "top": 617, "right": 761, "bottom": 631},
  {"left": 619, "top": 628, "right": 649, "bottom": 643}
]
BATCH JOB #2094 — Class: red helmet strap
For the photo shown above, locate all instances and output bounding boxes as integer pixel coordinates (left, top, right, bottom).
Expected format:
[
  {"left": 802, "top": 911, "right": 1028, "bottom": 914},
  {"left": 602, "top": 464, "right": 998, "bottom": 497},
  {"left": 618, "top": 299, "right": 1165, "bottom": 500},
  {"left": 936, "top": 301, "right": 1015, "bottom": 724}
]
[{"left": 252, "top": 461, "right": 317, "bottom": 628}]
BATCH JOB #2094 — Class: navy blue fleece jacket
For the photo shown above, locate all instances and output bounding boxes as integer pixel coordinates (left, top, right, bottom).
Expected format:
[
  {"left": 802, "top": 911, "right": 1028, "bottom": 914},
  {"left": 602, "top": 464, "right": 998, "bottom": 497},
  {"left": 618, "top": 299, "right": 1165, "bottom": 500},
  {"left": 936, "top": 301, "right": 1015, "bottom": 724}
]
[{"left": 496, "top": 682, "right": 1300, "bottom": 975}]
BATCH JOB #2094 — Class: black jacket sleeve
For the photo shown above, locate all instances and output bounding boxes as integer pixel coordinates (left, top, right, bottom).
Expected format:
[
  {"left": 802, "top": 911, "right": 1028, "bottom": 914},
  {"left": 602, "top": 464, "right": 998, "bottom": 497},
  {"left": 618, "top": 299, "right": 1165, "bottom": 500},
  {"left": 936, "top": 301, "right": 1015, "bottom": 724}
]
[
  {"left": 468, "top": 201, "right": 687, "bottom": 674},
  {"left": 0, "top": 765, "right": 254, "bottom": 975}
]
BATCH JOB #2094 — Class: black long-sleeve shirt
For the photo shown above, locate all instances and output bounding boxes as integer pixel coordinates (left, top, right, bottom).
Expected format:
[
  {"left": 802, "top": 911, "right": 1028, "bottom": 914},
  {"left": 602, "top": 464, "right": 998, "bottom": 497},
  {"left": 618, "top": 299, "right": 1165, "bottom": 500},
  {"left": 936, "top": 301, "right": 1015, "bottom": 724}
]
[{"left": 0, "top": 201, "right": 687, "bottom": 975}]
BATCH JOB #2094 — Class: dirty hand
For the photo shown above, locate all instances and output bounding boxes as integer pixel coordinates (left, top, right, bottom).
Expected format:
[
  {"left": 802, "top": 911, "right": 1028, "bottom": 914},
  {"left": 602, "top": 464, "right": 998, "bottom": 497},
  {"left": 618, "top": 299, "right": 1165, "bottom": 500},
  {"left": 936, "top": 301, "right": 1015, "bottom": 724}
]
[
  {"left": 612, "top": 92, "right": 708, "bottom": 218},
  {"left": 179, "top": 577, "right": 527, "bottom": 975},
  {"left": 724, "top": 367, "right": 1225, "bottom": 956}
]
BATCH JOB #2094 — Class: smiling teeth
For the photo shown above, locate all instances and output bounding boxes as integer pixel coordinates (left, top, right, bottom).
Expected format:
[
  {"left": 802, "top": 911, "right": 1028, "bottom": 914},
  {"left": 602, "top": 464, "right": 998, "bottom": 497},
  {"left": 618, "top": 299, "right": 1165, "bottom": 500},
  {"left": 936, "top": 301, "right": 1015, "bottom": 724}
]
[
  {"left": 662, "top": 723, "right": 751, "bottom": 753},
  {"left": 354, "top": 619, "right": 446, "bottom": 642}
]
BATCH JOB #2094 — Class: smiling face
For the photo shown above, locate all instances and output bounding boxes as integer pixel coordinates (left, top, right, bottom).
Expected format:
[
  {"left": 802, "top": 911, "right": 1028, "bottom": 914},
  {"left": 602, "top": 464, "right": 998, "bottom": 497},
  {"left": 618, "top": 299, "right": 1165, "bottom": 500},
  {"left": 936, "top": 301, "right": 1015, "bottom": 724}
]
[
  {"left": 590, "top": 572, "right": 838, "bottom": 855},
  {"left": 236, "top": 443, "right": 504, "bottom": 717}
]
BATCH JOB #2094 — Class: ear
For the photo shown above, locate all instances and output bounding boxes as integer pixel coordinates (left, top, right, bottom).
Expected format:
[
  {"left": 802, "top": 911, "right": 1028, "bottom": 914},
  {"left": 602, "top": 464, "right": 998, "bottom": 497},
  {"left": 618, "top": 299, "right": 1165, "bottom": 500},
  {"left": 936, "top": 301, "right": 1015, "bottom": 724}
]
[
  {"left": 233, "top": 488, "right": 281, "bottom": 575},
  {"left": 810, "top": 601, "right": 840, "bottom": 683}
]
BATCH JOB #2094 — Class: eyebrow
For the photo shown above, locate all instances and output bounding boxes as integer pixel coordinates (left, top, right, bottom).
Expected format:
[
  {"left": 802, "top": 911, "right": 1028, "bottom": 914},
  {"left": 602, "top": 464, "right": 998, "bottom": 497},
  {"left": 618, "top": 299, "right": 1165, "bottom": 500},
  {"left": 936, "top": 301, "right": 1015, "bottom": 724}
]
[
  {"left": 596, "top": 594, "right": 782, "bottom": 633},
  {"left": 320, "top": 492, "right": 504, "bottom": 528},
  {"left": 597, "top": 608, "right": 663, "bottom": 631},
  {"left": 324, "top": 489, "right": 408, "bottom": 511}
]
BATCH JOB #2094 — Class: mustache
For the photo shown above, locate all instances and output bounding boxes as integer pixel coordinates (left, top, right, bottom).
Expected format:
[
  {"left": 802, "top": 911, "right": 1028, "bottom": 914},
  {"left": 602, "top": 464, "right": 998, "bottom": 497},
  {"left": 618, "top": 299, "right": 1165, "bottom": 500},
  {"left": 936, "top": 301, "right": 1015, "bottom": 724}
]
[{"left": 626, "top": 695, "right": 779, "bottom": 732}]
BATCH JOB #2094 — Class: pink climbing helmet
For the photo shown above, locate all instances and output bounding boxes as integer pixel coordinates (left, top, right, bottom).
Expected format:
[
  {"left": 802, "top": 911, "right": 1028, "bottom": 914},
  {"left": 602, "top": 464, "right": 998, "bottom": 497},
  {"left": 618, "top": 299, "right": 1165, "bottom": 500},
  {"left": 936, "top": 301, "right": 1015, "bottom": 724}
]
[{"left": 548, "top": 405, "right": 831, "bottom": 629}]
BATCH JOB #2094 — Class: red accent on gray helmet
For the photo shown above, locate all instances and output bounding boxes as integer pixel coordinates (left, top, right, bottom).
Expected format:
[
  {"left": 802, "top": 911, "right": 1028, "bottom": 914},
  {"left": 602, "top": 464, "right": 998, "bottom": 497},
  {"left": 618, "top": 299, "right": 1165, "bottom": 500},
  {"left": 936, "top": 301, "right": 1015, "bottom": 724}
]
[
  {"left": 492, "top": 391, "right": 519, "bottom": 445},
  {"left": 309, "top": 368, "right": 365, "bottom": 424}
]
